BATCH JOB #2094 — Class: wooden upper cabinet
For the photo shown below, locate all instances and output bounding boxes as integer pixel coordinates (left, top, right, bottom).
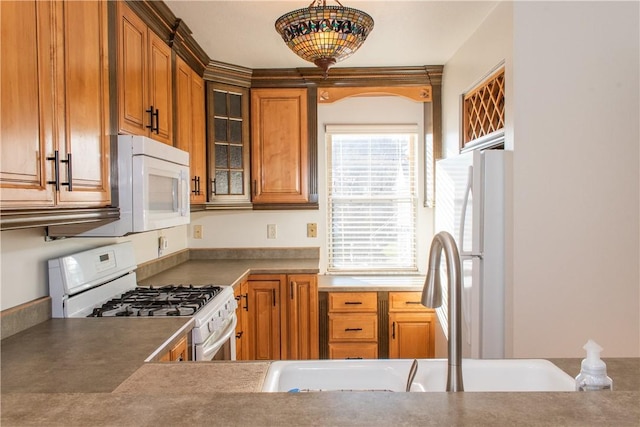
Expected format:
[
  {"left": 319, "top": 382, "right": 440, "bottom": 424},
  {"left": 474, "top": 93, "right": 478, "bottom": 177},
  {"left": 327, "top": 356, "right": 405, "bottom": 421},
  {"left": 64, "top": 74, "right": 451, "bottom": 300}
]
[
  {"left": 55, "top": 0, "right": 110, "bottom": 206},
  {"left": 1, "top": 0, "right": 110, "bottom": 208},
  {"left": 250, "top": 88, "right": 309, "bottom": 205},
  {"left": 206, "top": 82, "right": 252, "bottom": 207},
  {"left": 175, "top": 56, "right": 206, "bottom": 204},
  {"left": 117, "top": 3, "right": 172, "bottom": 145},
  {"left": 1, "top": 1, "right": 55, "bottom": 207}
]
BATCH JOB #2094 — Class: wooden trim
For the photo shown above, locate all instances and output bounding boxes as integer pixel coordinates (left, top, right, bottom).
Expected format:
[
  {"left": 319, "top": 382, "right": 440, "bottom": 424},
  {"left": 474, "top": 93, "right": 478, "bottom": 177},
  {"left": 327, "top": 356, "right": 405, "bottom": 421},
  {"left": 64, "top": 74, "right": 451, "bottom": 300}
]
[
  {"left": 204, "top": 60, "right": 253, "bottom": 88},
  {"left": 318, "top": 86, "right": 432, "bottom": 104},
  {"left": 250, "top": 65, "right": 443, "bottom": 88},
  {"left": 125, "top": 1, "right": 209, "bottom": 77}
]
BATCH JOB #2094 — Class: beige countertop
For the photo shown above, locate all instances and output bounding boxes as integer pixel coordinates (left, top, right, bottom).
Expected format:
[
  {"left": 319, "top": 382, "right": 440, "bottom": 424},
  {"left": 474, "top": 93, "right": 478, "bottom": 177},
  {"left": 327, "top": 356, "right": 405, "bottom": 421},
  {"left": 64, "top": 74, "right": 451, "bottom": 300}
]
[
  {"left": 1, "top": 315, "right": 639, "bottom": 425},
  {"left": 1, "top": 317, "right": 192, "bottom": 393}
]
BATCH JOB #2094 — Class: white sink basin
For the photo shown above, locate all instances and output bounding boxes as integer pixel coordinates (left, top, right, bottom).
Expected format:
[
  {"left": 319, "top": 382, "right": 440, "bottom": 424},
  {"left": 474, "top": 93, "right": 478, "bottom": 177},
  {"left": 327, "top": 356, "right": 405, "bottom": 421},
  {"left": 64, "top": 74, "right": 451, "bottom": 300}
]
[{"left": 261, "top": 359, "right": 576, "bottom": 392}]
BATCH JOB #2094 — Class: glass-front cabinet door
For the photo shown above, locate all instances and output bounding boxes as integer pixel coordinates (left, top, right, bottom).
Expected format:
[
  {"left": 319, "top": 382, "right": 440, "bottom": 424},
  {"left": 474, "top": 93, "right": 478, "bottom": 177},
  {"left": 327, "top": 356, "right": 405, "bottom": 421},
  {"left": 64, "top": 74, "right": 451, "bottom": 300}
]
[{"left": 206, "top": 82, "right": 251, "bottom": 207}]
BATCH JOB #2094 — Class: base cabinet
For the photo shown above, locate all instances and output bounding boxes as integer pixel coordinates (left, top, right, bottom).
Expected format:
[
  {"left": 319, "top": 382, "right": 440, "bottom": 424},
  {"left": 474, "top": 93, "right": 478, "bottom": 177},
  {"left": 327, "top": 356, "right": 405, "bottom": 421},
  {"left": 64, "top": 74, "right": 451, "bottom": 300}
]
[
  {"left": 246, "top": 275, "right": 283, "bottom": 360},
  {"left": 159, "top": 335, "right": 189, "bottom": 362},
  {"left": 328, "top": 292, "right": 378, "bottom": 359},
  {"left": 238, "top": 273, "right": 318, "bottom": 361},
  {"left": 388, "top": 292, "right": 436, "bottom": 359}
]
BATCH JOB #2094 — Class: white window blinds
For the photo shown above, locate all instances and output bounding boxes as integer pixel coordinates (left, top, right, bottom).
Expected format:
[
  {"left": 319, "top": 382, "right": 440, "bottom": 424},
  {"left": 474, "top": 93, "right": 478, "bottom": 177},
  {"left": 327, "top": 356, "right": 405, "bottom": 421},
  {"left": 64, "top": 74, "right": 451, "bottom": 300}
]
[{"left": 326, "top": 125, "right": 418, "bottom": 272}]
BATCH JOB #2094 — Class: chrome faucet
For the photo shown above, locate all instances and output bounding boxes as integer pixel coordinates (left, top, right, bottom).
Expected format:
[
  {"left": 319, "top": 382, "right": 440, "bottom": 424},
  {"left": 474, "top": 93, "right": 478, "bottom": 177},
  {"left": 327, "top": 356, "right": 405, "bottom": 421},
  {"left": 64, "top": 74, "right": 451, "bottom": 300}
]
[{"left": 421, "top": 231, "right": 464, "bottom": 392}]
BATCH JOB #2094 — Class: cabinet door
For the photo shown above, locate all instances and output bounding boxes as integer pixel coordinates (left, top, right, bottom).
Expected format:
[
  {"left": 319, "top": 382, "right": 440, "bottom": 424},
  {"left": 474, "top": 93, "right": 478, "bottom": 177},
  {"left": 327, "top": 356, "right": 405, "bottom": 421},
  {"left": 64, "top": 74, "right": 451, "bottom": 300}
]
[
  {"left": 207, "top": 83, "right": 251, "bottom": 207},
  {"left": 250, "top": 88, "right": 309, "bottom": 204},
  {"left": 147, "top": 30, "right": 172, "bottom": 145},
  {"left": 0, "top": 0, "right": 55, "bottom": 207},
  {"left": 117, "top": 3, "right": 148, "bottom": 137},
  {"left": 175, "top": 57, "right": 206, "bottom": 204},
  {"left": 189, "top": 70, "right": 206, "bottom": 204},
  {"left": 287, "top": 274, "right": 319, "bottom": 360},
  {"left": 55, "top": 0, "right": 110, "bottom": 206},
  {"left": 388, "top": 312, "right": 435, "bottom": 359},
  {"left": 247, "top": 278, "right": 282, "bottom": 360}
]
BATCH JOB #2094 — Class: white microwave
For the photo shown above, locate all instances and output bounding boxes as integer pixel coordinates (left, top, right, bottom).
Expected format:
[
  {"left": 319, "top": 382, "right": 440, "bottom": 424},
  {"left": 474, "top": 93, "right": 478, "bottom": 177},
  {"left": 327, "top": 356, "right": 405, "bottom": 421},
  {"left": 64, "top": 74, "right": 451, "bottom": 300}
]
[{"left": 58, "top": 135, "right": 190, "bottom": 237}]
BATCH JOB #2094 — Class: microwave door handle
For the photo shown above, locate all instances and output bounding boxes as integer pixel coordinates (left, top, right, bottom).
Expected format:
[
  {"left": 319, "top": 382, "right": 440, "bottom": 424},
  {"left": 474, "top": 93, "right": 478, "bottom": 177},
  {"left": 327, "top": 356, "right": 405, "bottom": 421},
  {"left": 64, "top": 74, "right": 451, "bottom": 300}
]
[{"left": 181, "top": 170, "right": 189, "bottom": 216}]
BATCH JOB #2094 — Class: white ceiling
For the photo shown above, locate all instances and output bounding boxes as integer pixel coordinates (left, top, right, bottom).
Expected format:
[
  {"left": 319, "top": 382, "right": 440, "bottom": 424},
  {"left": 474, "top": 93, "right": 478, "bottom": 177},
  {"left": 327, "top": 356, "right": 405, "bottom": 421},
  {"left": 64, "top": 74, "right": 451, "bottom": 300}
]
[{"left": 164, "top": 0, "right": 498, "bottom": 69}]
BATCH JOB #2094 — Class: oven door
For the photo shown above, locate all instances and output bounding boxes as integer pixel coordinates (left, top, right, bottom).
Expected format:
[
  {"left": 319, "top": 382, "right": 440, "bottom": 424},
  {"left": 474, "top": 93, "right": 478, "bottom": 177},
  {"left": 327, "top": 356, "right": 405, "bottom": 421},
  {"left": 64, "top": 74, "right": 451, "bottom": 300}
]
[{"left": 194, "top": 314, "right": 238, "bottom": 361}]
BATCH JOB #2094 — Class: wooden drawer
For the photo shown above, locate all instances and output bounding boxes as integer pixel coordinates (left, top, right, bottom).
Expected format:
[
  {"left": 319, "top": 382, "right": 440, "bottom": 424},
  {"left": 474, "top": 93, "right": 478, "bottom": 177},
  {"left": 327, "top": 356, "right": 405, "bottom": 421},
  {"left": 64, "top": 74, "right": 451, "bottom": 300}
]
[
  {"left": 329, "top": 313, "right": 378, "bottom": 342},
  {"left": 328, "top": 292, "right": 377, "bottom": 313},
  {"left": 329, "top": 342, "right": 378, "bottom": 359},
  {"left": 389, "top": 292, "right": 433, "bottom": 312}
]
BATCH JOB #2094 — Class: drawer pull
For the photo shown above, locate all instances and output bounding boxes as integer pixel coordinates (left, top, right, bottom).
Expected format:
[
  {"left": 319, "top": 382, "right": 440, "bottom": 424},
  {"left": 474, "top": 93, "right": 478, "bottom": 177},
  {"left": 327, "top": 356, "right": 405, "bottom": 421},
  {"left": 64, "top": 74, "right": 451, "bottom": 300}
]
[
  {"left": 405, "top": 301, "right": 422, "bottom": 305},
  {"left": 344, "top": 328, "right": 363, "bottom": 332},
  {"left": 346, "top": 357, "right": 363, "bottom": 360},
  {"left": 344, "top": 301, "right": 363, "bottom": 305}
]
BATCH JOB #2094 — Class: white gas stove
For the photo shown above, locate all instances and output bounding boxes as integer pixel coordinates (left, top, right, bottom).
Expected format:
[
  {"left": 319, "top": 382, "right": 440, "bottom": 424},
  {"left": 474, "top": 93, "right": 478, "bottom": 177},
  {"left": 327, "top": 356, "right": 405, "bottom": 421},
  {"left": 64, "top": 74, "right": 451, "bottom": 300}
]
[{"left": 48, "top": 242, "right": 237, "bottom": 361}]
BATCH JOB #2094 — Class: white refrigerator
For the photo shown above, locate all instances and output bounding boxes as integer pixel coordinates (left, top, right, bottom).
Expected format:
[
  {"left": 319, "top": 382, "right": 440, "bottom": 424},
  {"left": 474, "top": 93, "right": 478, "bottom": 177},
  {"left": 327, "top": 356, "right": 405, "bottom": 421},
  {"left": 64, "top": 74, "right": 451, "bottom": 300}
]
[{"left": 434, "top": 149, "right": 512, "bottom": 359}]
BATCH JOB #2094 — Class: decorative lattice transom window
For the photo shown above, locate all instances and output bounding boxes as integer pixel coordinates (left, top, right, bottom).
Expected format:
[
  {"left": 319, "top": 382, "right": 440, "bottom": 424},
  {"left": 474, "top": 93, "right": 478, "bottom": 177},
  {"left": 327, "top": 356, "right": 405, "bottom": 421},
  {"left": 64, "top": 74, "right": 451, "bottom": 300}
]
[{"left": 462, "top": 67, "right": 505, "bottom": 148}]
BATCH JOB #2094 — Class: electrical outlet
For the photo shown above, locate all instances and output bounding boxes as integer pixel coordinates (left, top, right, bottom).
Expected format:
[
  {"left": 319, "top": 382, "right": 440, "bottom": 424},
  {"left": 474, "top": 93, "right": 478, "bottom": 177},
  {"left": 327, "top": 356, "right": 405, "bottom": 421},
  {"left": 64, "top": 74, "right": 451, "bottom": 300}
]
[
  {"left": 193, "top": 225, "right": 203, "bottom": 239},
  {"left": 158, "top": 236, "right": 168, "bottom": 257},
  {"left": 307, "top": 223, "right": 317, "bottom": 238},
  {"left": 267, "top": 224, "right": 277, "bottom": 239}
]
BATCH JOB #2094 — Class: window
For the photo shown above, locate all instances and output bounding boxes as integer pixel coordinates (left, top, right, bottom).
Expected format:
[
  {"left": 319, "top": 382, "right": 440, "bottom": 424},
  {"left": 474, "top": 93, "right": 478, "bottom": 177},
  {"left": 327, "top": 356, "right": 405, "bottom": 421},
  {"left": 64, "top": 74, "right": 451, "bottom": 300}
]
[{"left": 326, "top": 125, "right": 419, "bottom": 273}]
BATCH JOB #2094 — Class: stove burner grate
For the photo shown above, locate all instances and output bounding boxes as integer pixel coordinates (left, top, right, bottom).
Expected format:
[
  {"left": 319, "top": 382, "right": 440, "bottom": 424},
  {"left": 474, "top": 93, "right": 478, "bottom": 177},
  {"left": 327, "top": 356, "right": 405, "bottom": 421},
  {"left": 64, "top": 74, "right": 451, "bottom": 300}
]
[{"left": 88, "top": 284, "right": 223, "bottom": 317}]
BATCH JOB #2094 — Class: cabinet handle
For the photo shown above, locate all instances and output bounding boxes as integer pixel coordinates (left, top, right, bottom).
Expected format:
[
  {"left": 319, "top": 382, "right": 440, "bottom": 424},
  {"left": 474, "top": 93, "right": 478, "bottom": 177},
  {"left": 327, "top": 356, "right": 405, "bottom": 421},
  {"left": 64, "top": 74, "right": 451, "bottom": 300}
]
[
  {"left": 345, "top": 357, "right": 363, "bottom": 360},
  {"left": 60, "top": 153, "right": 72, "bottom": 191},
  {"left": 235, "top": 331, "right": 243, "bottom": 339},
  {"left": 344, "top": 301, "right": 363, "bottom": 305},
  {"left": 192, "top": 176, "right": 200, "bottom": 195},
  {"left": 344, "top": 328, "right": 363, "bottom": 332},
  {"left": 152, "top": 108, "right": 160, "bottom": 133},
  {"left": 392, "top": 321, "right": 396, "bottom": 339},
  {"left": 405, "top": 301, "right": 422, "bottom": 305},
  {"left": 211, "top": 178, "right": 216, "bottom": 196},
  {"left": 272, "top": 289, "right": 276, "bottom": 306},
  {"left": 46, "top": 151, "right": 72, "bottom": 191},
  {"left": 46, "top": 150, "right": 61, "bottom": 191},
  {"left": 243, "top": 293, "right": 248, "bottom": 311},
  {"left": 145, "top": 106, "right": 154, "bottom": 130}
]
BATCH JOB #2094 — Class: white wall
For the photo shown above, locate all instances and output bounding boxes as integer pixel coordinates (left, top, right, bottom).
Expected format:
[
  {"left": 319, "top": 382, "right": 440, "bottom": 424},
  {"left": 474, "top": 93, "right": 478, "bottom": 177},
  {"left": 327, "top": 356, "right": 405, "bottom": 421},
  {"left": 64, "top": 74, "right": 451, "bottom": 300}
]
[
  {"left": 189, "top": 95, "right": 432, "bottom": 274},
  {"left": 511, "top": 1, "right": 639, "bottom": 357},
  {"left": 442, "top": 0, "right": 640, "bottom": 357},
  {"left": 0, "top": 225, "right": 187, "bottom": 311}
]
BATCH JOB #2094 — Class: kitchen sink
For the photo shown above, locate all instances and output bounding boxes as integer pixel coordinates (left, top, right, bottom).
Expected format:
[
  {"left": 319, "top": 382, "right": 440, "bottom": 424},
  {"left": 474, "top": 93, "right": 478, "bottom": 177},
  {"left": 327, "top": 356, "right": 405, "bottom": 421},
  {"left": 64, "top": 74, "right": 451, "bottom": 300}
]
[{"left": 261, "top": 358, "right": 576, "bottom": 392}]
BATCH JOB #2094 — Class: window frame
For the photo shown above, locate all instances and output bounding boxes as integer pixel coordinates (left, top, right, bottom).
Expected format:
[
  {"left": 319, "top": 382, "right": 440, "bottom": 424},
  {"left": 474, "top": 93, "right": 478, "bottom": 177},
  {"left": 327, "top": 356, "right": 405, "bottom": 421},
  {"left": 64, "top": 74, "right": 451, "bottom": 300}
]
[{"left": 325, "top": 124, "right": 420, "bottom": 274}]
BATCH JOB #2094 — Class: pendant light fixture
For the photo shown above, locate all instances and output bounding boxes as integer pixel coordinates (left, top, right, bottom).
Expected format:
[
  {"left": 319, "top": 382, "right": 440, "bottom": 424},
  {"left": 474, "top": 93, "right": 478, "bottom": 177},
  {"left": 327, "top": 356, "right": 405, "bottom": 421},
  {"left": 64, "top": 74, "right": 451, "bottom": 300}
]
[{"left": 275, "top": 0, "right": 374, "bottom": 76}]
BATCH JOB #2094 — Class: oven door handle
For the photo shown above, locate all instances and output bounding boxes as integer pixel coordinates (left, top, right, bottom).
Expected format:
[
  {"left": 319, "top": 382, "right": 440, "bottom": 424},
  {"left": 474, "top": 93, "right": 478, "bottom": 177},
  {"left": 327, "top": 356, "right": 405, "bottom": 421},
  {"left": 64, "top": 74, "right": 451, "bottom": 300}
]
[{"left": 200, "top": 314, "right": 238, "bottom": 361}]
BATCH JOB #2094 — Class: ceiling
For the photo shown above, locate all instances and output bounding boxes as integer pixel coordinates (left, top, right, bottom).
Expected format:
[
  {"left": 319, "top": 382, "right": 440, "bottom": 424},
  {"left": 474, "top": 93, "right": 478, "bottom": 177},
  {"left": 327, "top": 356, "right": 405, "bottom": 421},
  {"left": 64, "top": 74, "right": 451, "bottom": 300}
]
[{"left": 164, "top": 1, "right": 499, "bottom": 70}]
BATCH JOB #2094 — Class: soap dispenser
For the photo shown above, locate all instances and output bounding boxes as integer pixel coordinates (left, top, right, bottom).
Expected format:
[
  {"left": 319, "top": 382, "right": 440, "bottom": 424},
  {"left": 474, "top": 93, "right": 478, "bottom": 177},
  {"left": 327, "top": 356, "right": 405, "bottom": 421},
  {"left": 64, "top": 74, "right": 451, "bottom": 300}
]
[{"left": 575, "top": 340, "right": 613, "bottom": 391}]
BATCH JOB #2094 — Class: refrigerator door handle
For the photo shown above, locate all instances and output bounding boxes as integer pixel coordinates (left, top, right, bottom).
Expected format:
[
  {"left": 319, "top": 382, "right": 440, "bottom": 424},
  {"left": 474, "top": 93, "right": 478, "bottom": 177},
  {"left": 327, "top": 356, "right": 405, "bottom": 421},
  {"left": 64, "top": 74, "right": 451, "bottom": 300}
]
[
  {"left": 460, "top": 252, "right": 482, "bottom": 260},
  {"left": 459, "top": 165, "right": 482, "bottom": 260}
]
